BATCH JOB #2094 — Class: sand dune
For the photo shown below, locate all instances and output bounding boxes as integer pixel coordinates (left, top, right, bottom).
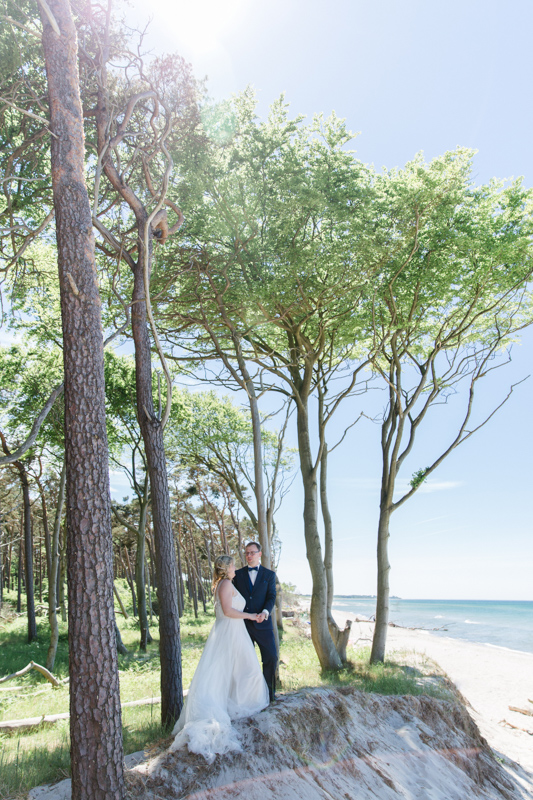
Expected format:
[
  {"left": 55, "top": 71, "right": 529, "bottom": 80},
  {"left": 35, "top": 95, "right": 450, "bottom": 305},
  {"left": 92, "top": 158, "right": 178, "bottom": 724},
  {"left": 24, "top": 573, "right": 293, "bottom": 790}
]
[
  {"left": 336, "top": 611, "right": 533, "bottom": 794},
  {"left": 127, "top": 685, "right": 528, "bottom": 799}
]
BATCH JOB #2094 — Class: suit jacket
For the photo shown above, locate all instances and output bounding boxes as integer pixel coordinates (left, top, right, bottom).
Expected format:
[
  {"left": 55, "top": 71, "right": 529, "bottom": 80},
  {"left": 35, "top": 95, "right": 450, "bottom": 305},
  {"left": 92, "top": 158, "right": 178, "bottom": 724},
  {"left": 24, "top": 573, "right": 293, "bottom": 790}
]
[{"left": 233, "top": 564, "right": 276, "bottom": 630}]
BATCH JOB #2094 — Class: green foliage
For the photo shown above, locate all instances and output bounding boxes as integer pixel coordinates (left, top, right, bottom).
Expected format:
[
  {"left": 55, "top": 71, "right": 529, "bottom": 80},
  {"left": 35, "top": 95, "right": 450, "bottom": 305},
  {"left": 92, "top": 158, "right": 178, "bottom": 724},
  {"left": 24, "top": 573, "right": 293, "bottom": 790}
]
[
  {"left": 0, "top": 0, "right": 52, "bottom": 232},
  {"left": 167, "top": 387, "right": 293, "bottom": 474},
  {"left": 409, "top": 468, "right": 430, "bottom": 490},
  {"left": 164, "top": 91, "right": 379, "bottom": 364},
  {"left": 0, "top": 342, "right": 64, "bottom": 453}
]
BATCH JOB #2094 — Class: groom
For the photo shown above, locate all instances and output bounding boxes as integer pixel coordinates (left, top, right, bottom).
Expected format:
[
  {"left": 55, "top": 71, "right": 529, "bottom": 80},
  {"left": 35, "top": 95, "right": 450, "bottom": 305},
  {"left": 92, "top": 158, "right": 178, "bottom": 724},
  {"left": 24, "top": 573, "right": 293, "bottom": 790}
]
[{"left": 233, "top": 541, "right": 277, "bottom": 702}]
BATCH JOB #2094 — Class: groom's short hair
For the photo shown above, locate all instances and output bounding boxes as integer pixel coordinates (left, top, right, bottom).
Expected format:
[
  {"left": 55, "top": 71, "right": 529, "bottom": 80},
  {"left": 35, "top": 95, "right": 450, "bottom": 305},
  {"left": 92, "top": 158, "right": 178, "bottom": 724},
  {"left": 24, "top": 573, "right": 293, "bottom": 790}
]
[{"left": 245, "top": 541, "right": 261, "bottom": 552}]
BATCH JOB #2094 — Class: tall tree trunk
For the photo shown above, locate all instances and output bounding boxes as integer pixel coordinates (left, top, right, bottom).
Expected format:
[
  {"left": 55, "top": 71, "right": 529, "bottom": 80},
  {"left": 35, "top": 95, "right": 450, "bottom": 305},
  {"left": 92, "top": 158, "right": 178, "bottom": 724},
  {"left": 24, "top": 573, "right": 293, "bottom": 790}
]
[
  {"left": 231, "top": 333, "right": 271, "bottom": 567},
  {"left": 370, "top": 384, "right": 399, "bottom": 665},
  {"left": 176, "top": 531, "right": 184, "bottom": 617},
  {"left": 135, "top": 497, "right": 151, "bottom": 650},
  {"left": 121, "top": 547, "right": 137, "bottom": 616},
  {"left": 186, "top": 545, "right": 198, "bottom": 619},
  {"left": 40, "top": 1, "right": 125, "bottom": 795},
  {"left": 38, "top": 530, "right": 42, "bottom": 603},
  {"left": 193, "top": 543, "right": 207, "bottom": 613},
  {"left": 146, "top": 533, "right": 157, "bottom": 590},
  {"left": 296, "top": 402, "right": 342, "bottom": 671},
  {"left": 20, "top": 465, "right": 37, "bottom": 643},
  {"left": 46, "top": 457, "right": 66, "bottom": 672},
  {"left": 115, "top": 622, "right": 128, "bottom": 655},
  {"left": 320, "top": 445, "right": 352, "bottom": 663},
  {"left": 17, "top": 526, "right": 22, "bottom": 613},
  {"left": 38, "top": 479, "right": 52, "bottom": 583},
  {"left": 247, "top": 388, "right": 270, "bottom": 564},
  {"left": 8, "top": 533, "right": 14, "bottom": 592},
  {"left": 59, "top": 530, "right": 67, "bottom": 622},
  {"left": 8, "top": 533, "right": 13, "bottom": 592},
  {"left": 146, "top": 551, "right": 153, "bottom": 623},
  {"left": 131, "top": 262, "right": 182, "bottom": 727},
  {"left": 370, "top": 504, "right": 392, "bottom": 664}
]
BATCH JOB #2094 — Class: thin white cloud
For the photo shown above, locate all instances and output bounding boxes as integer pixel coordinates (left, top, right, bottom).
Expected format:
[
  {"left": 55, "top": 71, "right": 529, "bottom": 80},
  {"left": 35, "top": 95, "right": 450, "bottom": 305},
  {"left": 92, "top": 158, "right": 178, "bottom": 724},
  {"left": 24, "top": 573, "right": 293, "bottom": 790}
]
[
  {"left": 416, "top": 480, "right": 463, "bottom": 494},
  {"left": 337, "top": 477, "right": 463, "bottom": 495}
]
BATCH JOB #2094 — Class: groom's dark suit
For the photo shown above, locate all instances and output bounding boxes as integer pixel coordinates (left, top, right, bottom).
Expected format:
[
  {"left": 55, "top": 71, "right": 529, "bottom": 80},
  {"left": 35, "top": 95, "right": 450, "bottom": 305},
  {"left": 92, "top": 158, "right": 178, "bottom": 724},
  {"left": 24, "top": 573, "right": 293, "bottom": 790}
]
[{"left": 233, "top": 564, "right": 277, "bottom": 701}]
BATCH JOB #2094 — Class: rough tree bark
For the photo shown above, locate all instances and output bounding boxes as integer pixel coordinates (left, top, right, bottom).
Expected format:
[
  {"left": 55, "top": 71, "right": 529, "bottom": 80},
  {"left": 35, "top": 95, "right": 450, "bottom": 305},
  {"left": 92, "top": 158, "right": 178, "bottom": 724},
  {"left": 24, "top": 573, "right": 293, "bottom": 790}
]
[
  {"left": 39, "top": 0, "right": 126, "bottom": 796},
  {"left": 134, "top": 495, "right": 152, "bottom": 650},
  {"left": 130, "top": 261, "right": 183, "bottom": 725}
]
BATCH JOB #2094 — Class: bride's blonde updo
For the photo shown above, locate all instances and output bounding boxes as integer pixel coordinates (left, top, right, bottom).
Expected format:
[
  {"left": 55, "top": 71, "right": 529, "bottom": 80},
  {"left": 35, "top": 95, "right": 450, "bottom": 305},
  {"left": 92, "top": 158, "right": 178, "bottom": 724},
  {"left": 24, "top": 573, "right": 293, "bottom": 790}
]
[{"left": 212, "top": 554, "right": 234, "bottom": 594}]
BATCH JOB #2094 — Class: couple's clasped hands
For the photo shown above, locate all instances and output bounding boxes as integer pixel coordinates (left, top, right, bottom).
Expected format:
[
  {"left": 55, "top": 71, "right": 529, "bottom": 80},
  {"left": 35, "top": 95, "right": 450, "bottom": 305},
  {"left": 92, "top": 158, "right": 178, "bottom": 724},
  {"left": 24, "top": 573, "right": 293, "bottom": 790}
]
[{"left": 246, "top": 612, "right": 267, "bottom": 623}]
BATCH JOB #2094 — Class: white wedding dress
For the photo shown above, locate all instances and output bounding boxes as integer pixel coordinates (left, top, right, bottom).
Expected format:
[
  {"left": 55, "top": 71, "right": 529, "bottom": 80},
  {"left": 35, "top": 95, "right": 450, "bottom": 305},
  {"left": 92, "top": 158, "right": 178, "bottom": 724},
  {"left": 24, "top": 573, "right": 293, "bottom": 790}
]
[{"left": 170, "top": 585, "right": 269, "bottom": 763}]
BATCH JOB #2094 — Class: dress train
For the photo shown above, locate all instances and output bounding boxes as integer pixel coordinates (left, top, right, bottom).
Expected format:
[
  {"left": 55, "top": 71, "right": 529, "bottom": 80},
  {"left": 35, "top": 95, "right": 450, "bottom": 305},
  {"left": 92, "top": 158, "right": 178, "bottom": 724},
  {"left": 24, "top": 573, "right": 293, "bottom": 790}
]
[{"left": 170, "top": 586, "right": 269, "bottom": 763}]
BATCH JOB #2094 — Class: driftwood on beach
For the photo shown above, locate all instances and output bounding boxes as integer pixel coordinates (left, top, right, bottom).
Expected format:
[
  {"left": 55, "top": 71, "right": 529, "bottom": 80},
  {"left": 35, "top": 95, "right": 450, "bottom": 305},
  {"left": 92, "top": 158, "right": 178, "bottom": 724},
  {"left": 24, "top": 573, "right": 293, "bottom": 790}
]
[
  {"left": 388, "top": 621, "right": 449, "bottom": 632},
  {"left": 501, "top": 719, "right": 533, "bottom": 735},
  {"left": 508, "top": 705, "right": 533, "bottom": 718}
]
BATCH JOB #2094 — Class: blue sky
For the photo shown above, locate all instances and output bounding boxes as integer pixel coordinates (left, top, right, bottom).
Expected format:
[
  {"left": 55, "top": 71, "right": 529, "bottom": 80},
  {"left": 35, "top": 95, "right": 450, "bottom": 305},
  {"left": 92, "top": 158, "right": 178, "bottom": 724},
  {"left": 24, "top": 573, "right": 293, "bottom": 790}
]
[{"left": 122, "top": 0, "right": 533, "bottom": 600}]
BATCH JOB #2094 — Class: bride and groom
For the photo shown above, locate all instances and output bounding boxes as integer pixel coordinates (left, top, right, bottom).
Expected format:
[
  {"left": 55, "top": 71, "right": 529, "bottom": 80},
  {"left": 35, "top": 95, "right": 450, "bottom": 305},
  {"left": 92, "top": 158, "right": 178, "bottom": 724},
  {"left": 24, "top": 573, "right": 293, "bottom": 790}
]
[{"left": 171, "top": 542, "right": 277, "bottom": 762}]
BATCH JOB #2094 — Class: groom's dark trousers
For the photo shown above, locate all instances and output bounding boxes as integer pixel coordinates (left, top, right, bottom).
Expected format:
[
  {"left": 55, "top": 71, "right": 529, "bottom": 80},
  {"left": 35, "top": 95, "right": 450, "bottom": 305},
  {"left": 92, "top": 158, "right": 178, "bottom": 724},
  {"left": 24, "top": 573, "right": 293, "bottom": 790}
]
[{"left": 233, "top": 564, "right": 277, "bottom": 701}]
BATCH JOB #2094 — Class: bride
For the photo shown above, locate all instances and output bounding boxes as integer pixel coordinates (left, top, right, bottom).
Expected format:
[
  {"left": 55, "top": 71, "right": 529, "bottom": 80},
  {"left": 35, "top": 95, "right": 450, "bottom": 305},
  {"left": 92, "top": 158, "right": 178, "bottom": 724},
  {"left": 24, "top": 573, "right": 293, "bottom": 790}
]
[{"left": 170, "top": 554, "right": 269, "bottom": 762}]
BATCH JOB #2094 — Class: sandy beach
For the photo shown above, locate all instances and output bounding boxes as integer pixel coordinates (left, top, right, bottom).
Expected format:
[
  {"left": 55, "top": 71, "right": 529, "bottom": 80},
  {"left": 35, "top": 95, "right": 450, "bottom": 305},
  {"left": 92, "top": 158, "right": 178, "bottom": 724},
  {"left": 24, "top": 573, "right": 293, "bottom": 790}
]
[{"left": 331, "top": 609, "right": 533, "bottom": 784}]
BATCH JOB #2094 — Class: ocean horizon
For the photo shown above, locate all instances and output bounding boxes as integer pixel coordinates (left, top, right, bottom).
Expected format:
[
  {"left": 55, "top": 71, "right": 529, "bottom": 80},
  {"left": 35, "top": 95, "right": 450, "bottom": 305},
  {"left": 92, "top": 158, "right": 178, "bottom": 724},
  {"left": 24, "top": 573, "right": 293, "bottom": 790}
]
[{"left": 306, "top": 596, "right": 533, "bottom": 655}]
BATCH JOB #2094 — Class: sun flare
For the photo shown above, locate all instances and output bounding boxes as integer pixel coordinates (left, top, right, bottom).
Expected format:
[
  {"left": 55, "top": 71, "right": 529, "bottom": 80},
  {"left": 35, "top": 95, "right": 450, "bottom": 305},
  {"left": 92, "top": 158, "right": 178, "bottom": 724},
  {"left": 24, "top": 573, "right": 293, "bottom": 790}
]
[{"left": 139, "top": 0, "right": 249, "bottom": 55}]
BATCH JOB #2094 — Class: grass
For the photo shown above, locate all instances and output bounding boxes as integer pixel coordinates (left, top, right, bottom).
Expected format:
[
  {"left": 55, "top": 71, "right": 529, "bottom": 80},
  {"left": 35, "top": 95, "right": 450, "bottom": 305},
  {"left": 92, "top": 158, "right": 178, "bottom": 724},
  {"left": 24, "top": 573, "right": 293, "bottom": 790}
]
[
  {"left": 278, "top": 618, "right": 452, "bottom": 699},
  {"left": 0, "top": 584, "right": 451, "bottom": 798}
]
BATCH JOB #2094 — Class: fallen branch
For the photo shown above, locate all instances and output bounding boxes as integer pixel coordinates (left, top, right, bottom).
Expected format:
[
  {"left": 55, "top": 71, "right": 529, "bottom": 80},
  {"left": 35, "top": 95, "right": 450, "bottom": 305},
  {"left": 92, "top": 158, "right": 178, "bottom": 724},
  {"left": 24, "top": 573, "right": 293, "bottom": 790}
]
[
  {"left": 0, "top": 695, "right": 163, "bottom": 731},
  {"left": 500, "top": 719, "right": 533, "bottom": 735},
  {"left": 0, "top": 661, "right": 61, "bottom": 687},
  {"left": 509, "top": 705, "right": 533, "bottom": 718},
  {"left": 351, "top": 637, "right": 373, "bottom": 647},
  {"left": 0, "top": 711, "right": 69, "bottom": 730}
]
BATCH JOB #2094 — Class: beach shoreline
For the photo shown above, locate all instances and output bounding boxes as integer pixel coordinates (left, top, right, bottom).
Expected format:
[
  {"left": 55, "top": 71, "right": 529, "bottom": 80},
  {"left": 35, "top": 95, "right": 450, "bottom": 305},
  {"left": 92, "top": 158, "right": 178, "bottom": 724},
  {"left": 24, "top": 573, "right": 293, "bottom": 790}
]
[
  {"left": 324, "top": 605, "right": 533, "bottom": 786},
  {"left": 290, "top": 598, "right": 532, "bottom": 781}
]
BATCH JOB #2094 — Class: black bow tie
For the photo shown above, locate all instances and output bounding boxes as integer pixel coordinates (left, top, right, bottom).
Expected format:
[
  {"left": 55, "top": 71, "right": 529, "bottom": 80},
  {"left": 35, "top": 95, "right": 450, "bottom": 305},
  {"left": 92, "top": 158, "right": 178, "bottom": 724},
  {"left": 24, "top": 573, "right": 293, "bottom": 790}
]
[{"left": 248, "top": 566, "right": 259, "bottom": 571}]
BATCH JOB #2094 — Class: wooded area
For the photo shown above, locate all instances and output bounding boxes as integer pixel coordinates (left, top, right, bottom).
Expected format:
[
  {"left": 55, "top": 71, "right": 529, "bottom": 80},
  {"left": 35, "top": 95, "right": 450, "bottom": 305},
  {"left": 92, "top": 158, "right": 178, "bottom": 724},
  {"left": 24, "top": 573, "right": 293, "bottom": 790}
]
[{"left": 1, "top": 0, "right": 532, "bottom": 797}]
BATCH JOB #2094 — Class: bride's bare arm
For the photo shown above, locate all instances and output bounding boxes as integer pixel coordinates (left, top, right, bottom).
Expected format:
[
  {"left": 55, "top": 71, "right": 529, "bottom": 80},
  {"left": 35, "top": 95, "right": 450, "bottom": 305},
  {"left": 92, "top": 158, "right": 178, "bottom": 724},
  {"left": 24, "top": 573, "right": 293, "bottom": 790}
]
[{"left": 218, "top": 580, "right": 259, "bottom": 620}]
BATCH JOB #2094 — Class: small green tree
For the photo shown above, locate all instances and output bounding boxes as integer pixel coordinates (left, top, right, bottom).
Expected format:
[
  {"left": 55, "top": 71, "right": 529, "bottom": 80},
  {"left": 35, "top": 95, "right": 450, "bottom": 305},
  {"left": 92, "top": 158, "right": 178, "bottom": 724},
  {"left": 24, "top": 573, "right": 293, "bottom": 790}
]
[{"left": 365, "top": 152, "right": 533, "bottom": 662}]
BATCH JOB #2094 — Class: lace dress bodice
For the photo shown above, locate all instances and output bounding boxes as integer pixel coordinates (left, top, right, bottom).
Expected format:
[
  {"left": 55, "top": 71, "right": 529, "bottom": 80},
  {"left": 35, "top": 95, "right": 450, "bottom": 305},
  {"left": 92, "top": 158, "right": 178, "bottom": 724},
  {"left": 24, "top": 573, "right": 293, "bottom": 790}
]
[{"left": 214, "top": 586, "right": 245, "bottom": 619}]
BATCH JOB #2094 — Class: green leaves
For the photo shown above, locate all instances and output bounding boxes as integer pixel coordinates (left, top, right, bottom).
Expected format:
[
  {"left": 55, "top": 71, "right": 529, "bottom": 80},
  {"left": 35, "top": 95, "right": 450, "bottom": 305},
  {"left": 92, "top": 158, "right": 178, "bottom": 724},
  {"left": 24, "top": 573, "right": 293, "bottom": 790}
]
[{"left": 409, "top": 467, "right": 429, "bottom": 490}]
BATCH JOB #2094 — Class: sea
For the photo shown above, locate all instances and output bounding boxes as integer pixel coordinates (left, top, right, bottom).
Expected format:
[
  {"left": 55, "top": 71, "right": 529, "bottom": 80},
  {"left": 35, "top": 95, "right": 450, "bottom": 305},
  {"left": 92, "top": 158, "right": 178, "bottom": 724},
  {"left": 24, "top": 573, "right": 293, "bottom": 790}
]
[{"left": 330, "top": 597, "right": 533, "bottom": 655}]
